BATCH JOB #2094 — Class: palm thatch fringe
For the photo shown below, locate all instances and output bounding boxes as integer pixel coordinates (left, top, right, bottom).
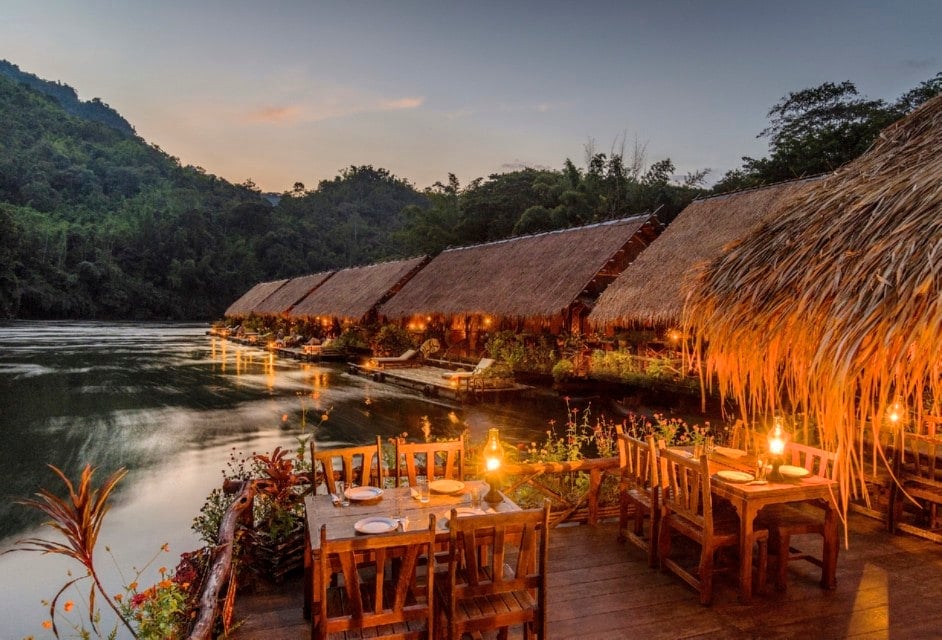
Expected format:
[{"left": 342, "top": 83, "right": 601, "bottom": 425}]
[
  {"left": 685, "top": 95, "right": 942, "bottom": 529},
  {"left": 290, "top": 256, "right": 429, "bottom": 322},
  {"left": 588, "top": 178, "right": 821, "bottom": 327},
  {"left": 224, "top": 279, "right": 289, "bottom": 317},
  {"left": 379, "top": 215, "right": 662, "bottom": 319}
]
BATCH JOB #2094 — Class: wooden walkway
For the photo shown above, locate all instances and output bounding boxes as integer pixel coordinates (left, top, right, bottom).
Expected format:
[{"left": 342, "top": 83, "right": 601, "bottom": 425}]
[{"left": 229, "top": 512, "right": 942, "bottom": 639}]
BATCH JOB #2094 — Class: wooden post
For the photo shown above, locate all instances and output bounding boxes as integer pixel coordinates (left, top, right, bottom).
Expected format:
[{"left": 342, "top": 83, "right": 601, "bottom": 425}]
[{"left": 189, "top": 480, "right": 257, "bottom": 640}]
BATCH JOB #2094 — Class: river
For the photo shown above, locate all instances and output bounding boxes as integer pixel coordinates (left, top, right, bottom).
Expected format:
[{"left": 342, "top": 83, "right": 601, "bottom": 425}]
[{"left": 0, "top": 321, "right": 587, "bottom": 639}]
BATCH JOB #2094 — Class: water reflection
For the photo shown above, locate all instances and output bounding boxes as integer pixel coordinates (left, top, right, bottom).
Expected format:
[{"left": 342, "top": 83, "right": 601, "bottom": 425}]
[{"left": 0, "top": 321, "right": 585, "bottom": 638}]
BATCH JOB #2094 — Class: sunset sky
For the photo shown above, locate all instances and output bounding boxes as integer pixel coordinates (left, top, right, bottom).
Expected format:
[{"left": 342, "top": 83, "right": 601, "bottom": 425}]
[{"left": 2, "top": 0, "right": 940, "bottom": 192}]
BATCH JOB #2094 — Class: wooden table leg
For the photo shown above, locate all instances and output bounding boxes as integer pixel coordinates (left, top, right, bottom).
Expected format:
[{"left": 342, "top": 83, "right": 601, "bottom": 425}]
[
  {"left": 821, "top": 502, "right": 839, "bottom": 589},
  {"left": 731, "top": 499, "right": 755, "bottom": 603}
]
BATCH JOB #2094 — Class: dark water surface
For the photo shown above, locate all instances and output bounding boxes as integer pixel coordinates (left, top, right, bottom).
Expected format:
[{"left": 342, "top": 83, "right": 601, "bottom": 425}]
[{"left": 0, "top": 321, "right": 578, "bottom": 638}]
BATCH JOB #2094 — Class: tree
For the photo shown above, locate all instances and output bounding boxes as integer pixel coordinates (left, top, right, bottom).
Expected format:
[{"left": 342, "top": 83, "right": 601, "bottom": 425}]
[{"left": 714, "top": 73, "right": 941, "bottom": 193}]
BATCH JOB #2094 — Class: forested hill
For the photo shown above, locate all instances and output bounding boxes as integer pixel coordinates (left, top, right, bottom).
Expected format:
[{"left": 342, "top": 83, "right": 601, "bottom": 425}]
[
  {"left": 0, "top": 61, "right": 708, "bottom": 321},
  {"left": 0, "top": 66, "right": 433, "bottom": 320},
  {"left": 0, "top": 60, "right": 134, "bottom": 135}
]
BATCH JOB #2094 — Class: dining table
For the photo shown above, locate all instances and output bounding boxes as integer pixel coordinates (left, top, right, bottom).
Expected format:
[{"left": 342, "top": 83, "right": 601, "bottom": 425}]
[
  {"left": 302, "top": 480, "right": 520, "bottom": 620},
  {"left": 690, "top": 447, "right": 840, "bottom": 603}
]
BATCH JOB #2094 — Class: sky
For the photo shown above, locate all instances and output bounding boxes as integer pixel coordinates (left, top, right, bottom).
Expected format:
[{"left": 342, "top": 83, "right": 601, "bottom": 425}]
[{"left": 1, "top": 0, "right": 940, "bottom": 193}]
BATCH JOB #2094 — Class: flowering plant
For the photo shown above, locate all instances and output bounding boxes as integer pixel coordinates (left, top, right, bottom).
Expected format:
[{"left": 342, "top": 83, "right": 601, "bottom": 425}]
[
  {"left": 11, "top": 465, "right": 202, "bottom": 639},
  {"left": 118, "top": 550, "right": 204, "bottom": 640}
]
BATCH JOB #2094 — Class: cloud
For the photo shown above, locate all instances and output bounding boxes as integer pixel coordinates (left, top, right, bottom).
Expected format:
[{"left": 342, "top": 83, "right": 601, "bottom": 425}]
[
  {"left": 382, "top": 96, "right": 424, "bottom": 110},
  {"left": 240, "top": 93, "right": 424, "bottom": 125},
  {"left": 243, "top": 105, "right": 305, "bottom": 124}
]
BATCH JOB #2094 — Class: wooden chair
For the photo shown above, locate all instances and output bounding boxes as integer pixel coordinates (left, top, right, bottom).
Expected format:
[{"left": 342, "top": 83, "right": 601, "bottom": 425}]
[
  {"left": 615, "top": 427, "right": 660, "bottom": 567},
  {"left": 315, "top": 516, "right": 437, "bottom": 640},
  {"left": 440, "top": 358, "right": 495, "bottom": 383},
  {"left": 394, "top": 438, "right": 465, "bottom": 488},
  {"left": 658, "top": 448, "right": 768, "bottom": 605},
  {"left": 371, "top": 348, "right": 421, "bottom": 369},
  {"left": 889, "top": 420, "right": 942, "bottom": 533},
  {"left": 435, "top": 501, "right": 550, "bottom": 640},
  {"left": 728, "top": 419, "right": 761, "bottom": 453},
  {"left": 312, "top": 437, "right": 385, "bottom": 495},
  {"left": 756, "top": 442, "right": 836, "bottom": 590}
]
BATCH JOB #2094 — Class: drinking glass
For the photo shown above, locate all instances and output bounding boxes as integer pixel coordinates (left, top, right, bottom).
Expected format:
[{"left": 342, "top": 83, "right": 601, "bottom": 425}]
[
  {"left": 337, "top": 481, "right": 350, "bottom": 507},
  {"left": 417, "top": 478, "right": 430, "bottom": 503},
  {"left": 468, "top": 486, "right": 482, "bottom": 510}
]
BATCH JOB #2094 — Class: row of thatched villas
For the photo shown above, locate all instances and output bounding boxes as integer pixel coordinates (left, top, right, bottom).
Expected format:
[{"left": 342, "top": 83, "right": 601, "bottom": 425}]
[
  {"left": 225, "top": 180, "right": 822, "bottom": 341},
  {"left": 224, "top": 214, "right": 665, "bottom": 343},
  {"left": 224, "top": 95, "right": 942, "bottom": 528}
]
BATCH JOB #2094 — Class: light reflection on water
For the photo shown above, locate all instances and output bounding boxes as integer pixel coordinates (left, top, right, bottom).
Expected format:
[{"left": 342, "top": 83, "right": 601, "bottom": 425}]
[{"left": 0, "top": 321, "right": 578, "bottom": 639}]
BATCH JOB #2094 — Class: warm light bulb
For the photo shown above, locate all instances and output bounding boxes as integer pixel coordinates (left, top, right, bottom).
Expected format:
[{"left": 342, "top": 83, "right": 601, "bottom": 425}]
[
  {"left": 768, "top": 418, "right": 786, "bottom": 456},
  {"left": 483, "top": 428, "right": 504, "bottom": 472},
  {"left": 887, "top": 399, "right": 904, "bottom": 425}
]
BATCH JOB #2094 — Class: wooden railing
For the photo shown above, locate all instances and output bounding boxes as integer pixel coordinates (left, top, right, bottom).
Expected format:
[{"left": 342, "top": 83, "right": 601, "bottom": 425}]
[{"left": 501, "top": 456, "right": 623, "bottom": 527}]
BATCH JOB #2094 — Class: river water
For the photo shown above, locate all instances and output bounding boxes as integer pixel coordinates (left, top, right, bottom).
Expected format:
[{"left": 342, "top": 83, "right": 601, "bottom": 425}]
[{"left": 0, "top": 321, "right": 584, "bottom": 639}]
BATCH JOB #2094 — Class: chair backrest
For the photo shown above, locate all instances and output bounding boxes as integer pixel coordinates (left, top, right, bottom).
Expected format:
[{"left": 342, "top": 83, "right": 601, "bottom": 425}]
[
  {"left": 444, "top": 501, "right": 550, "bottom": 633},
  {"left": 311, "top": 436, "right": 385, "bottom": 495},
  {"left": 659, "top": 448, "right": 714, "bottom": 537},
  {"left": 783, "top": 442, "right": 836, "bottom": 479},
  {"left": 898, "top": 431, "right": 942, "bottom": 483},
  {"left": 394, "top": 438, "right": 465, "bottom": 487},
  {"left": 616, "top": 429, "right": 657, "bottom": 492},
  {"left": 316, "top": 516, "right": 436, "bottom": 640},
  {"left": 729, "top": 419, "right": 761, "bottom": 453}
]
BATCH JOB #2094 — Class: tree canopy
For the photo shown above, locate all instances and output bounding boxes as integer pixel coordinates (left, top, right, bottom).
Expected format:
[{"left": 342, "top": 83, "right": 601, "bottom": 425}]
[{"left": 714, "top": 72, "right": 942, "bottom": 192}]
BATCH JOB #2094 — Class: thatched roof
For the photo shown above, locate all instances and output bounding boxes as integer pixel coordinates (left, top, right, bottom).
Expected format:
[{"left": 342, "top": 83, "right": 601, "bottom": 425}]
[
  {"left": 251, "top": 272, "right": 333, "bottom": 315},
  {"left": 588, "top": 179, "right": 820, "bottom": 327},
  {"left": 380, "top": 216, "right": 661, "bottom": 319},
  {"left": 224, "top": 279, "right": 288, "bottom": 317},
  {"left": 290, "top": 257, "right": 429, "bottom": 321},
  {"left": 686, "top": 95, "right": 942, "bottom": 513}
]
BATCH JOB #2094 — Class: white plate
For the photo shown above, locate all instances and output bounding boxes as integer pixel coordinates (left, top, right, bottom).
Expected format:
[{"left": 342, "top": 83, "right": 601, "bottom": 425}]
[
  {"left": 440, "top": 507, "right": 486, "bottom": 528},
  {"left": 669, "top": 448, "right": 694, "bottom": 458},
  {"left": 429, "top": 479, "right": 465, "bottom": 494},
  {"left": 354, "top": 517, "right": 398, "bottom": 535},
  {"left": 779, "top": 465, "right": 811, "bottom": 479},
  {"left": 345, "top": 486, "right": 384, "bottom": 501},
  {"left": 715, "top": 470, "right": 754, "bottom": 483},
  {"left": 714, "top": 447, "right": 748, "bottom": 459}
]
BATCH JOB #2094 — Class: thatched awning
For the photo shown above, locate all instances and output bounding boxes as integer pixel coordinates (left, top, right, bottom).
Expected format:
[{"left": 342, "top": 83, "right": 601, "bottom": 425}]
[
  {"left": 290, "top": 257, "right": 429, "bottom": 322},
  {"left": 686, "top": 95, "right": 942, "bottom": 514},
  {"left": 588, "top": 179, "right": 820, "bottom": 327},
  {"left": 379, "top": 216, "right": 661, "bottom": 319},
  {"left": 224, "top": 279, "right": 288, "bottom": 317},
  {"left": 251, "top": 272, "right": 333, "bottom": 316}
]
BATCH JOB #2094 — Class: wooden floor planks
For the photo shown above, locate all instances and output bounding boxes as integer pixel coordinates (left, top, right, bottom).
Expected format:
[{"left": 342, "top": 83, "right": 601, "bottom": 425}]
[{"left": 230, "top": 512, "right": 942, "bottom": 639}]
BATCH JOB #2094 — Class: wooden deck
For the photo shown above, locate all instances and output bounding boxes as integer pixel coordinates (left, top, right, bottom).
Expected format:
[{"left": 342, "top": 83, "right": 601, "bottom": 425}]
[
  {"left": 229, "top": 511, "right": 942, "bottom": 639},
  {"left": 351, "top": 363, "right": 534, "bottom": 401}
]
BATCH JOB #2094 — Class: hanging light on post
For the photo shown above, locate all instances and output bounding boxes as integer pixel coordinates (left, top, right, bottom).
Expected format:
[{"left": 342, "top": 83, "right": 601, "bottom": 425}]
[{"left": 482, "top": 428, "right": 505, "bottom": 507}]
